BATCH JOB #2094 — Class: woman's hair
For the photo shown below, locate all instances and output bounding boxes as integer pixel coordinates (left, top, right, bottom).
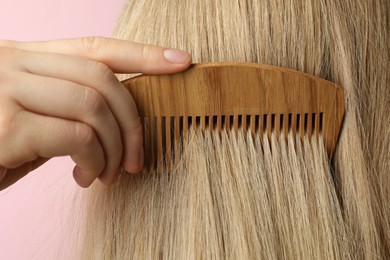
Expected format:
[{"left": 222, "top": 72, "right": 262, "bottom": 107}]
[{"left": 73, "top": 0, "right": 390, "bottom": 259}]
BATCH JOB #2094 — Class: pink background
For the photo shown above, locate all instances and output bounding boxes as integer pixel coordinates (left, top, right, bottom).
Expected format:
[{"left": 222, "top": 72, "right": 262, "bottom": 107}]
[{"left": 0, "top": 0, "right": 125, "bottom": 259}]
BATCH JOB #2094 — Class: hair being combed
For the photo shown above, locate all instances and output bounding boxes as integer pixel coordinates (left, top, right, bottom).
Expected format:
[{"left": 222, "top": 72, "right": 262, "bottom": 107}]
[{"left": 73, "top": 0, "right": 390, "bottom": 259}]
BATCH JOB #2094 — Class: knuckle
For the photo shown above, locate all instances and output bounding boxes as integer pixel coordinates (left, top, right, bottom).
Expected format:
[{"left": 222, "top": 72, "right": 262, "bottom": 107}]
[
  {"left": 94, "top": 61, "right": 109, "bottom": 72},
  {"left": 92, "top": 61, "right": 117, "bottom": 83},
  {"left": 74, "top": 123, "right": 96, "bottom": 148},
  {"left": 0, "top": 71, "right": 9, "bottom": 88},
  {"left": 0, "top": 69, "right": 20, "bottom": 90},
  {"left": 130, "top": 117, "right": 144, "bottom": 146},
  {"left": 81, "top": 36, "right": 106, "bottom": 55},
  {"left": 0, "top": 112, "right": 16, "bottom": 144},
  {"left": 0, "top": 47, "right": 18, "bottom": 66},
  {"left": 0, "top": 40, "right": 17, "bottom": 49},
  {"left": 82, "top": 88, "right": 107, "bottom": 115},
  {"left": 140, "top": 44, "right": 152, "bottom": 63},
  {"left": 0, "top": 113, "right": 33, "bottom": 169}
]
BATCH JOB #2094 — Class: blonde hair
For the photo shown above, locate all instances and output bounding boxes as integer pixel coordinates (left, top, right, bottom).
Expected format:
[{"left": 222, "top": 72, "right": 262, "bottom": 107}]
[{"left": 73, "top": 0, "right": 390, "bottom": 259}]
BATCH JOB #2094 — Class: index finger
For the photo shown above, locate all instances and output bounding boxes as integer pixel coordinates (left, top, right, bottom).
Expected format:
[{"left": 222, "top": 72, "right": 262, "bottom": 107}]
[{"left": 0, "top": 37, "right": 192, "bottom": 74}]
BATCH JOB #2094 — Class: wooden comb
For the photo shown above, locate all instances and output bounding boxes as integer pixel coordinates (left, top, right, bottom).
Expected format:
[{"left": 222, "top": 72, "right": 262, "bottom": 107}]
[{"left": 121, "top": 62, "right": 345, "bottom": 171}]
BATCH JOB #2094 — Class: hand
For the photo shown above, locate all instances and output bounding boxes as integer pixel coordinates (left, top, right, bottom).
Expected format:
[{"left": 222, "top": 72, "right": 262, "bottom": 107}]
[{"left": 0, "top": 37, "right": 192, "bottom": 190}]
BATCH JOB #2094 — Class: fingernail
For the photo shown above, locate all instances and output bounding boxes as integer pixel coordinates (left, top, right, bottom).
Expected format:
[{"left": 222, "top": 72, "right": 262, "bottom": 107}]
[{"left": 163, "top": 49, "right": 191, "bottom": 64}]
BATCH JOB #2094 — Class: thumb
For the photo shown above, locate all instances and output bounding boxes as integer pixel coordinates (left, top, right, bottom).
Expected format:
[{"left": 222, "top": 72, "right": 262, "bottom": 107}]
[{"left": 0, "top": 37, "right": 192, "bottom": 74}]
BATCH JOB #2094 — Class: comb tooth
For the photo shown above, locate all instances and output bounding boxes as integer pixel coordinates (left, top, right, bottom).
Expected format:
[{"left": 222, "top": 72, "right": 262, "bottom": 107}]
[
  {"left": 165, "top": 117, "right": 172, "bottom": 170},
  {"left": 242, "top": 115, "right": 248, "bottom": 133},
  {"left": 266, "top": 114, "right": 272, "bottom": 140},
  {"left": 174, "top": 116, "right": 180, "bottom": 143},
  {"left": 259, "top": 114, "right": 264, "bottom": 137},
  {"left": 148, "top": 117, "right": 156, "bottom": 170},
  {"left": 286, "top": 113, "right": 291, "bottom": 137},
  {"left": 141, "top": 117, "right": 148, "bottom": 171},
  {"left": 250, "top": 115, "right": 256, "bottom": 136},
  {"left": 305, "top": 113, "right": 311, "bottom": 137},
  {"left": 224, "top": 116, "right": 228, "bottom": 133},
  {"left": 319, "top": 112, "right": 324, "bottom": 134},
  {"left": 233, "top": 115, "right": 239, "bottom": 132},
  {"left": 183, "top": 116, "right": 189, "bottom": 140},
  {"left": 291, "top": 113, "right": 297, "bottom": 137},
  {"left": 274, "top": 114, "right": 280, "bottom": 135},
  {"left": 298, "top": 114, "right": 305, "bottom": 140},
  {"left": 200, "top": 116, "right": 206, "bottom": 132},
  {"left": 217, "top": 115, "right": 222, "bottom": 134},
  {"left": 282, "top": 114, "right": 288, "bottom": 138},
  {"left": 156, "top": 117, "right": 163, "bottom": 172},
  {"left": 310, "top": 113, "right": 315, "bottom": 137},
  {"left": 225, "top": 115, "right": 231, "bottom": 132},
  {"left": 161, "top": 117, "right": 166, "bottom": 170},
  {"left": 145, "top": 117, "right": 150, "bottom": 170},
  {"left": 172, "top": 117, "right": 176, "bottom": 167},
  {"left": 174, "top": 116, "right": 181, "bottom": 166},
  {"left": 209, "top": 116, "right": 214, "bottom": 132},
  {"left": 313, "top": 113, "right": 318, "bottom": 138}
]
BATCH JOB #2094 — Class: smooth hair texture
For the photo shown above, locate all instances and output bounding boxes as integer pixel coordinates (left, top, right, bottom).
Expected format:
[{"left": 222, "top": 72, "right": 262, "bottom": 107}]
[{"left": 73, "top": 1, "right": 390, "bottom": 259}]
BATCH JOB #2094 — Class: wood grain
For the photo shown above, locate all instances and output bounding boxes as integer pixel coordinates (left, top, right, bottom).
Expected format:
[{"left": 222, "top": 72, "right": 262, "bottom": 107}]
[{"left": 122, "top": 62, "right": 345, "bottom": 171}]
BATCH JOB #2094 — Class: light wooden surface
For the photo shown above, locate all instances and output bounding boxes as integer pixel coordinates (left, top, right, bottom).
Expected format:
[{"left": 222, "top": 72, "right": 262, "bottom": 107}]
[{"left": 122, "top": 62, "right": 345, "bottom": 171}]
